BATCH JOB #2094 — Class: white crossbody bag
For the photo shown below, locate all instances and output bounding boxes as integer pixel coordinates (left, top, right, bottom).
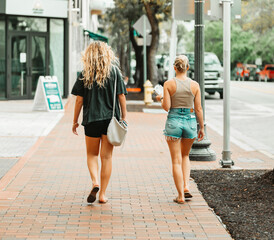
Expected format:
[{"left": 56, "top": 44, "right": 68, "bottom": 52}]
[{"left": 107, "top": 68, "right": 127, "bottom": 146}]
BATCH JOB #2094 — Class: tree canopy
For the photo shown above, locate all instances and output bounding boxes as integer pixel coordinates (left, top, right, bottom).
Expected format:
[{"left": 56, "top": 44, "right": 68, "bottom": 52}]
[
  {"left": 104, "top": 0, "right": 171, "bottom": 88},
  {"left": 103, "top": 0, "right": 273, "bottom": 84}
]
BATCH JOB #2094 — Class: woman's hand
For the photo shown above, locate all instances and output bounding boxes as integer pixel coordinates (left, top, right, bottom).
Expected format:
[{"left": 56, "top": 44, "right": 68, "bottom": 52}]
[
  {"left": 156, "top": 95, "right": 163, "bottom": 102},
  {"left": 197, "top": 128, "right": 205, "bottom": 142},
  {"left": 72, "top": 123, "right": 79, "bottom": 135},
  {"left": 121, "top": 117, "right": 127, "bottom": 122}
]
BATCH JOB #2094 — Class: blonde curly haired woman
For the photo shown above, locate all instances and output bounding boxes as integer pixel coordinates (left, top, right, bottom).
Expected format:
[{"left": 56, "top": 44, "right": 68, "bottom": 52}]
[
  {"left": 71, "top": 41, "right": 127, "bottom": 204},
  {"left": 156, "top": 55, "right": 205, "bottom": 204}
]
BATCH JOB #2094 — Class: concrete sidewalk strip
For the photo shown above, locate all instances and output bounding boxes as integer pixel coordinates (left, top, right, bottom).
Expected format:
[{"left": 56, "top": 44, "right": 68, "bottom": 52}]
[
  {"left": 0, "top": 98, "right": 233, "bottom": 239},
  {"left": 0, "top": 100, "right": 65, "bottom": 159}
]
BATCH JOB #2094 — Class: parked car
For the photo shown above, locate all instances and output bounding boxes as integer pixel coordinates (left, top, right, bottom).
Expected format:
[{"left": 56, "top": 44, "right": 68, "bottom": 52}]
[
  {"left": 255, "top": 64, "right": 274, "bottom": 82},
  {"left": 234, "top": 63, "right": 244, "bottom": 81},
  {"left": 184, "top": 52, "right": 224, "bottom": 99},
  {"left": 155, "top": 54, "right": 169, "bottom": 81},
  {"left": 233, "top": 63, "right": 257, "bottom": 81},
  {"left": 246, "top": 64, "right": 258, "bottom": 81},
  {"left": 241, "top": 64, "right": 257, "bottom": 81}
]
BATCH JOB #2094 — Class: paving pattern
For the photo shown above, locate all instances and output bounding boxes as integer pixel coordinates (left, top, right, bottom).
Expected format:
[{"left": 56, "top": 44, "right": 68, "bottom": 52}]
[{"left": 0, "top": 98, "right": 232, "bottom": 239}]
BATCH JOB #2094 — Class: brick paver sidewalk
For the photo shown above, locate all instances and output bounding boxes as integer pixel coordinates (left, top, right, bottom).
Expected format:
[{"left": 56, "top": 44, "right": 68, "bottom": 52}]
[{"left": 0, "top": 97, "right": 233, "bottom": 239}]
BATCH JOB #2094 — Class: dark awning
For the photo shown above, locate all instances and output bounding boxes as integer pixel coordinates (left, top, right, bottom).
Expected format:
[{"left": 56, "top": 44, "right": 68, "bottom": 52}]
[{"left": 84, "top": 30, "right": 108, "bottom": 43}]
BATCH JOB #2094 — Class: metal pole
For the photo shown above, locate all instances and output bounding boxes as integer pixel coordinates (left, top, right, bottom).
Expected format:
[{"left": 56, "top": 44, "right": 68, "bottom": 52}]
[
  {"left": 143, "top": 16, "right": 147, "bottom": 84},
  {"left": 168, "top": 0, "right": 177, "bottom": 80},
  {"left": 220, "top": 0, "right": 234, "bottom": 167},
  {"left": 68, "top": 0, "right": 73, "bottom": 93},
  {"left": 189, "top": 0, "right": 216, "bottom": 161},
  {"left": 195, "top": 0, "right": 205, "bottom": 116}
]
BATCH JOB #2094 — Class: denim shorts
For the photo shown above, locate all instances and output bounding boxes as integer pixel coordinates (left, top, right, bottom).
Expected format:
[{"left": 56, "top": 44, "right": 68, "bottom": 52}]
[{"left": 164, "top": 108, "right": 197, "bottom": 140}]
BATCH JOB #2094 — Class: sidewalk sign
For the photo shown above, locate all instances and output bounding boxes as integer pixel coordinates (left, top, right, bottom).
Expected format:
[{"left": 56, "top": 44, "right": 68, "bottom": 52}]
[{"left": 33, "top": 76, "right": 64, "bottom": 112}]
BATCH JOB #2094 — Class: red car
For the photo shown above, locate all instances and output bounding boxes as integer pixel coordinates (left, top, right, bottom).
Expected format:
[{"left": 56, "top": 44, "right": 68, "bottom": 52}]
[{"left": 256, "top": 64, "right": 274, "bottom": 82}]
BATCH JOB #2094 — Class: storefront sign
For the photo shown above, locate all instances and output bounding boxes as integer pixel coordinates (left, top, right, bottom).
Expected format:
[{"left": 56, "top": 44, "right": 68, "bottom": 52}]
[
  {"left": 32, "top": 0, "right": 44, "bottom": 15},
  {"left": 5, "top": 0, "right": 68, "bottom": 18},
  {"left": 33, "top": 76, "right": 64, "bottom": 112}
]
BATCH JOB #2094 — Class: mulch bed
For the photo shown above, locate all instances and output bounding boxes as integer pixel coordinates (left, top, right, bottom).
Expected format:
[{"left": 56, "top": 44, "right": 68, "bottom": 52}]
[{"left": 191, "top": 169, "right": 274, "bottom": 240}]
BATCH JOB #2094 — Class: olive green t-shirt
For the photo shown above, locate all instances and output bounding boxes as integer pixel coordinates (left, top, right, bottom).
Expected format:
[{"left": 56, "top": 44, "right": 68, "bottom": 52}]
[{"left": 71, "top": 66, "right": 127, "bottom": 126}]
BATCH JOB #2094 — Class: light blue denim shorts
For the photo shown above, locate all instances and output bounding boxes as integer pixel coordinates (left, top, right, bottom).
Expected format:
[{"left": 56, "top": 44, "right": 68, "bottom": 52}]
[{"left": 164, "top": 108, "right": 197, "bottom": 140}]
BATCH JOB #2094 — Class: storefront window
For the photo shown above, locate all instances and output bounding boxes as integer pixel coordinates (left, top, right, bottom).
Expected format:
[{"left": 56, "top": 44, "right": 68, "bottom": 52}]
[
  {"left": 49, "top": 19, "right": 64, "bottom": 96},
  {"left": 8, "top": 16, "right": 47, "bottom": 32},
  {"left": 0, "top": 16, "right": 5, "bottom": 99}
]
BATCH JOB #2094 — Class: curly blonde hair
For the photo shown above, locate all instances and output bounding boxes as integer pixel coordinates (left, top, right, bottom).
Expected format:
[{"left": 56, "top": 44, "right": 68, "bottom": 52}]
[{"left": 81, "top": 41, "right": 119, "bottom": 89}]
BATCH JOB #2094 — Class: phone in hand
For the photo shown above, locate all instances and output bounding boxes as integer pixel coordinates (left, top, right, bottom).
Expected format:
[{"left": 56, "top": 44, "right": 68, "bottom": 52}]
[{"left": 154, "top": 84, "right": 163, "bottom": 96}]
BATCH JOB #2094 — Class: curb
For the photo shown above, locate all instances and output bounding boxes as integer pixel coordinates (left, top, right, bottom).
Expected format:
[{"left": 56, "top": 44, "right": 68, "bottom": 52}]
[{"left": 0, "top": 136, "right": 45, "bottom": 191}]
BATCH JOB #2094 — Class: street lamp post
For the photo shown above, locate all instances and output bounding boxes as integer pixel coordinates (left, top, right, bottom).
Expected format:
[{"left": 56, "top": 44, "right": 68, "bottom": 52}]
[{"left": 189, "top": 0, "right": 216, "bottom": 161}]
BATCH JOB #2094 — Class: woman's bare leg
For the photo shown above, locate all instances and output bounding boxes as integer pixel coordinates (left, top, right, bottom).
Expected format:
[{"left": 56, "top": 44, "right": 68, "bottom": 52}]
[
  {"left": 85, "top": 136, "right": 101, "bottom": 186},
  {"left": 181, "top": 138, "right": 195, "bottom": 192},
  {"left": 99, "top": 135, "right": 114, "bottom": 202},
  {"left": 167, "top": 139, "right": 184, "bottom": 201}
]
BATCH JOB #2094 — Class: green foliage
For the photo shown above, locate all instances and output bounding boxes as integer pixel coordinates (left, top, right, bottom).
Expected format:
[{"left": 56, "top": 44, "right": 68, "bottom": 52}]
[
  {"left": 239, "top": 0, "right": 273, "bottom": 34},
  {"left": 205, "top": 21, "right": 223, "bottom": 61},
  {"left": 177, "top": 24, "right": 188, "bottom": 45},
  {"left": 141, "top": 0, "right": 172, "bottom": 21},
  {"left": 104, "top": 0, "right": 144, "bottom": 49},
  {"left": 184, "top": 30, "right": 194, "bottom": 53},
  {"left": 204, "top": 20, "right": 273, "bottom": 66},
  {"left": 255, "top": 29, "right": 274, "bottom": 64},
  {"left": 231, "top": 24, "right": 256, "bottom": 65}
]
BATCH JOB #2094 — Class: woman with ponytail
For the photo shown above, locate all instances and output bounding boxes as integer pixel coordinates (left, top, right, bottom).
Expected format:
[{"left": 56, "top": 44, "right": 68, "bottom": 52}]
[{"left": 156, "top": 55, "right": 205, "bottom": 204}]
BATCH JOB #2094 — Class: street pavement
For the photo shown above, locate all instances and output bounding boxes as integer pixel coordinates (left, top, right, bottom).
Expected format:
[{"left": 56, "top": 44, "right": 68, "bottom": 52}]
[
  {"left": 205, "top": 81, "right": 274, "bottom": 159},
  {"left": 0, "top": 83, "right": 273, "bottom": 239}
]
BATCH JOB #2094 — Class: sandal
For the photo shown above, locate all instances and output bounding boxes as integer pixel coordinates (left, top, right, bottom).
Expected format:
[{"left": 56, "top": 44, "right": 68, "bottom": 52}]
[
  {"left": 173, "top": 197, "right": 185, "bottom": 204},
  {"left": 184, "top": 192, "right": 193, "bottom": 198},
  {"left": 87, "top": 185, "right": 99, "bottom": 203}
]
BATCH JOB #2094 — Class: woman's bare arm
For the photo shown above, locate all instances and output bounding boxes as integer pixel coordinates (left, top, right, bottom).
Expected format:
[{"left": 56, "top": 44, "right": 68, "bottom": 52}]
[
  {"left": 161, "top": 81, "right": 171, "bottom": 112},
  {"left": 193, "top": 83, "right": 205, "bottom": 141},
  {"left": 72, "top": 96, "right": 83, "bottom": 135},
  {"left": 118, "top": 94, "right": 127, "bottom": 121}
]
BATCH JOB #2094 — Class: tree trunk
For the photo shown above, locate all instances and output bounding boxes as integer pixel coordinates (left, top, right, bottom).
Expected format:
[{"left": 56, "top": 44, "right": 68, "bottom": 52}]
[
  {"left": 144, "top": 3, "right": 160, "bottom": 86},
  {"left": 130, "top": 26, "right": 144, "bottom": 90}
]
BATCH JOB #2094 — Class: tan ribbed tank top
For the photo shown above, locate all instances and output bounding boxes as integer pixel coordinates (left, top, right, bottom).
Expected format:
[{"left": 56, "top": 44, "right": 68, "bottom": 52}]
[{"left": 170, "top": 77, "right": 195, "bottom": 108}]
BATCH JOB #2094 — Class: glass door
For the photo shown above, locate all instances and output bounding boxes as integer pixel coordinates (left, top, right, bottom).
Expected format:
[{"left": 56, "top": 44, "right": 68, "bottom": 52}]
[
  {"left": 8, "top": 32, "right": 48, "bottom": 99},
  {"left": 30, "top": 34, "right": 48, "bottom": 97},
  {"left": 8, "top": 33, "right": 29, "bottom": 98}
]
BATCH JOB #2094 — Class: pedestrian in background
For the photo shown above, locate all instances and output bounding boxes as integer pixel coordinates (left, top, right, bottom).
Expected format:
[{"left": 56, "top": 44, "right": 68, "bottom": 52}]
[
  {"left": 71, "top": 41, "right": 127, "bottom": 204},
  {"left": 156, "top": 55, "right": 205, "bottom": 204},
  {"left": 157, "top": 63, "right": 165, "bottom": 85}
]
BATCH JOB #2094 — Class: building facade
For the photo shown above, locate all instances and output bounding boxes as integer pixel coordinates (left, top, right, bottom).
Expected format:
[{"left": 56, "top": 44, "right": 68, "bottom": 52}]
[{"left": 0, "top": 0, "right": 69, "bottom": 100}]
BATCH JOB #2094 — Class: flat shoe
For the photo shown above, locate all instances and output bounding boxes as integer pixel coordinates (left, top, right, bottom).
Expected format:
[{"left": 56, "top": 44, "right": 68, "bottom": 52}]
[
  {"left": 173, "top": 197, "right": 184, "bottom": 204},
  {"left": 87, "top": 186, "right": 99, "bottom": 203},
  {"left": 184, "top": 192, "right": 193, "bottom": 198}
]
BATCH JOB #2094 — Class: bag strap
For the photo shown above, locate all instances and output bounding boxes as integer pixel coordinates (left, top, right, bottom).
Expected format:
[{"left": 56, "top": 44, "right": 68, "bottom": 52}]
[{"left": 112, "top": 66, "right": 117, "bottom": 118}]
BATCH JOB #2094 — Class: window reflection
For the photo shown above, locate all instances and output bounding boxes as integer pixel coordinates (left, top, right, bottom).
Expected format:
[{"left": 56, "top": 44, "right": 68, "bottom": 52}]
[
  {"left": 9, "top": 16, "right": 47, "bottom": 32},
  {"left": 50, "top": 19, "right": 64, "bottom": 96}
]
